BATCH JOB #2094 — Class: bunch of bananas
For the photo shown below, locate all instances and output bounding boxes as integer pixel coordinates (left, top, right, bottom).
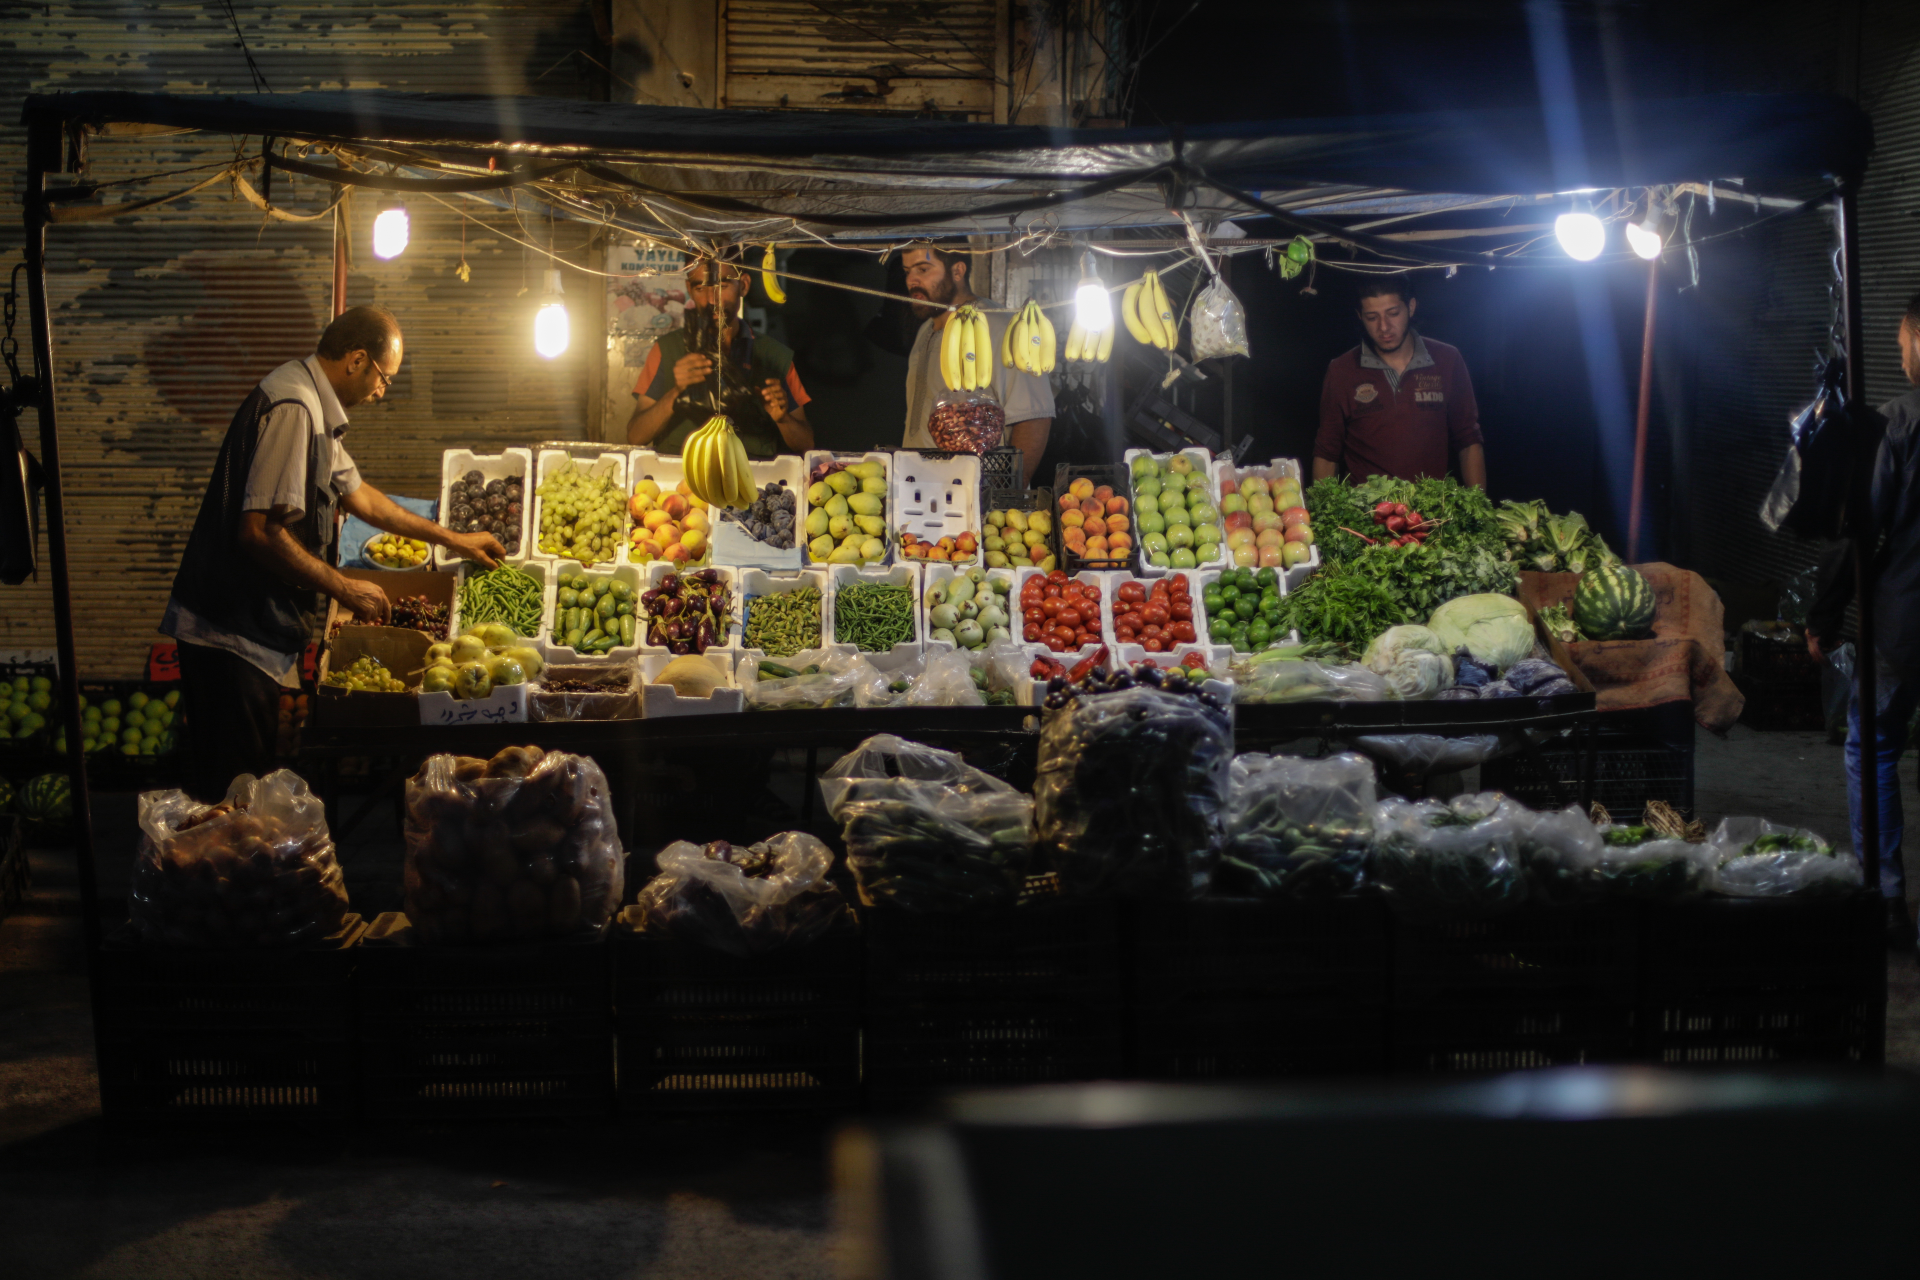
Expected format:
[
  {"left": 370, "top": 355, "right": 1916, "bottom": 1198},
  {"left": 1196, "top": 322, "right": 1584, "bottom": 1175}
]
[
  {"left": 761, "top": 244, "right": 786, "bottom": 304},
  {"left": 938, "top": 304, "right": 994, "bottom": 391},
  {"left": 1002, "top": 299, "right": 1057, "bottom": 374},
  {"left": 1064, "top": 314, "right": 1115, "bottom": 364},
  {"left": 684, "top": 414, "right": 758, "bottom": 510},
  {"left": 1122, "top": 270, "right": 1178, "bottom": 350}
]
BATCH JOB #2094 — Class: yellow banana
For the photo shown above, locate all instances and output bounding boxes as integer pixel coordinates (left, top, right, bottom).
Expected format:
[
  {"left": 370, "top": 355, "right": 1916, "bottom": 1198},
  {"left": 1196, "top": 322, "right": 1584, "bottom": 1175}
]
[
  {"left": 760, "top": 245, "right": 786, "bottom": 305},
  {"left": 1094, "top": 321, "right": 1114, "bottom": 362},
  {"left": 1137, "top": 272, "right": 1169, "bottom": 349},
  {"left": 729, "top": 431, "right": 757, "bottom": 508},
  {"left": 1121, "top": 280, "right": 1152, "bottom": 344},
  {"left": 1065, "top": 321, "right": 1084, "bottom": 363},
  {"left": 940, "top": 309, "right": 962, "bottom": 390},
  {"left": 708, "top": 419, "right": 734, "bottom": 506},
  {"left": 1036, "top": 303, "right": 1056, "bottom": 372},
  {"left": 684, "top": 425, "right": 709, "bottom": 500},
  {"left": 1148, "top": 272, "right": 1176, "bottom": 350},
  {"left": 1001, "top": 305, "right": 1016, "bottom": 368},
  {"left": 957, "top": 306, "right": 976, "bottom": 391},
  {"left": 972, "top": 307, "right": 992, "bottom": 385}
]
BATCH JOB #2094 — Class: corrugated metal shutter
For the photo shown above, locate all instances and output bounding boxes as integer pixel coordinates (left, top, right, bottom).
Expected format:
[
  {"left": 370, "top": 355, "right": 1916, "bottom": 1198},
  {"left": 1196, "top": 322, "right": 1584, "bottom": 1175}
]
[
  {"left": 722, "top": 0, "right": 1001, "bottom": 116},
  {"left": 1856, "top": 6, "right": 1920, "bottom": 410},
  {"left": 0, "top": 3, "right": 599, "bottom": 679}
]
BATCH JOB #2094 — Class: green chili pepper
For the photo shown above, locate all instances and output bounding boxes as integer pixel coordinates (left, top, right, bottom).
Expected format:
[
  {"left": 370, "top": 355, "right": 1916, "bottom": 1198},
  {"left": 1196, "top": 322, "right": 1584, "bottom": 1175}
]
[
  {"left": 834, "top": 582, "right": 914, "bottom": 652},
  {"left": 744, "top": 587, "right": 824, "bottom": 659}
]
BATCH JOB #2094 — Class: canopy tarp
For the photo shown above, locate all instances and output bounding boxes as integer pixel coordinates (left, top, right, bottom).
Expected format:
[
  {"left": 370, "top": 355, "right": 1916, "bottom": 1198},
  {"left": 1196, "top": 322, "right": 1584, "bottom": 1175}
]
[{"left": 22, "top": 88, "right": 1872, "bottom": 250}]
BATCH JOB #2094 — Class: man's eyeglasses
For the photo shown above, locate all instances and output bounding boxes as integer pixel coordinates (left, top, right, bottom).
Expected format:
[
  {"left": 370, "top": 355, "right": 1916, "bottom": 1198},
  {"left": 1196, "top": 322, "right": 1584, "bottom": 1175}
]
[
  {"left": 687, "top": 274, "right": 743, "bottom": 294},
  {"left": 367, "top": 359, "right": 397, "bottom": 393}
]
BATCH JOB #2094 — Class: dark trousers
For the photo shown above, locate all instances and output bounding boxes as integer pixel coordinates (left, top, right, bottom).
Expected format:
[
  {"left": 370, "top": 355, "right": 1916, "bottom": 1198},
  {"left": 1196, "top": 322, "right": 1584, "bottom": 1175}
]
[{"left": 177, "top": 641, "right": 283, "bottom": 803}]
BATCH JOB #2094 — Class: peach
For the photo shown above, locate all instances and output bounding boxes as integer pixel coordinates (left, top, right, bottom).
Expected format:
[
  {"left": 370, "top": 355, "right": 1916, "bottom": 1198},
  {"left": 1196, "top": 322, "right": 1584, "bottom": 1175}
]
[
  {"left": 628, "top": 495, "right": 652, "bottom": 520},
  {"left": 1078, "top": 499, "right": 1102, "bottom": 518},
  {"left": 662, "top": 542, "right": 691, "bottom": 562},
  {"left": 938, "top": 536, "right": 957, "bottom": 551},
  {"left": 924, "top": 546, "right": 949, "bottom": 561},
  {"left": 684, "top": 509, "right": 710, "bottom": 533},
  {"left": 635, "top": 538, "right": 663, "bottom": 561},
  {"left": 643, "top": 509, "right": 674, "bottom": 532},
  {"left": 1060, "top": 493, "right": 1080, "bottom": 512},
  {"left": 1069, "top": 477, "right": 1095, "bottom": 499},
  {"left": 1106, "top": 513, "right": 1130, "bottom": 534},
  {"left": 1093, "top": 484, "right": 1115, "bottom": 503},
  {"left": 1062, "top": 509, "right": 1086, "bottom": 529},
  {"left": 661, "top": 493, "right": 691, "bottom": 520},
  {"left": 1082, "top": 515, "right": 1108, "bottom": 537},
  {"left": 1108, "top": 532, "right": 1133, "bottom": 552},
  {"left": 675, "top": 479, "right": 693, "bottom": 496},
  {"left": 1085, "top": 535, "right": 1109, "bottom": 555},
  {"left": 1105, "top": 496, "right": 1130, "bottom": 516},
  {"left": 680, "top": 528, "right": 708, "bottom": 556}
]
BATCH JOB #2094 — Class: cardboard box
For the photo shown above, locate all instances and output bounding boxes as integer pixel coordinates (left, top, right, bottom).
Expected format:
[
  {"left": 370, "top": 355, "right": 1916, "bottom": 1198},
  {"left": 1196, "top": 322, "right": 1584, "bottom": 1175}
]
[
  {"left": 311, "top": 626, "right": 428, "bottom": 728},
  {"left": 323, "top": 568, "right": 456, "bottom": 644}
]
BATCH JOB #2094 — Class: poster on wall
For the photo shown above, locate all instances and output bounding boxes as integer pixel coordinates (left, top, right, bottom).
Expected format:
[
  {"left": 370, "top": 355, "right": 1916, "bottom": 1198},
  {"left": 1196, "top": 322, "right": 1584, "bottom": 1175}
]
[{"left": 605, "top": 242, "right": 687, "bottom": 437}]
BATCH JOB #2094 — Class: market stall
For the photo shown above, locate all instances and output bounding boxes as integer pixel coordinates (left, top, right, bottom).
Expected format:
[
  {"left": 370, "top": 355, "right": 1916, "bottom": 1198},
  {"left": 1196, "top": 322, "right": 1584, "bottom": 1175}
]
[{"left": 8, "top": 87, "right": 1887, "bottom": 1123}]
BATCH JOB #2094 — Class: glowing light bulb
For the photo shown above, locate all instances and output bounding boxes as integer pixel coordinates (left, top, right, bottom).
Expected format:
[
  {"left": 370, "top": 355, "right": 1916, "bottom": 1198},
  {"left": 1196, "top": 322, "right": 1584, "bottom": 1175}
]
[
  {"left": 1554, "top": 209, "right": 1606, "bottom": 262},
  {"left": 371, "top": 205, "right": 409, "bottom": 260},
  {"left": 534, "top": 269, "right": 569, "bottom": 358},
  {"left": 1626, "top": 195, "right": 1670, "bottom": 261},
  {"left": 1624, "top": 222, "right": 1661, "bottom": 260},
  {"left": 1073, "top": 251, "right": 1112, "bottom": 331}
]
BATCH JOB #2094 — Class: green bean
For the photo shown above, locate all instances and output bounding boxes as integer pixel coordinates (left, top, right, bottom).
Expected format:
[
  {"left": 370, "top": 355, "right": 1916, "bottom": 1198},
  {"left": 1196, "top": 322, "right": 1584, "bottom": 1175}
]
[
  {"left": 744, "top": 587, "right": 823, "bottom": 659},
  {"left": 834, "top": 582, "right": 913, "bottom": 652},
  {"left": 458, "top": 566, "right": 544, "bottom": 637}
]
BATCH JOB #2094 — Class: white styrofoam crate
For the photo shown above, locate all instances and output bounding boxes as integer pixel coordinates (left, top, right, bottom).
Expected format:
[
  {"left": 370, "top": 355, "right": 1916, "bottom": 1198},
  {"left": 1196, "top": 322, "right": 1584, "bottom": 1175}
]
[
  {"left": 530, "top": 447, "right": 629, "bottom": 567},
  {"left": 919, "top": 563, "right": 1017, "bottom": 658},
  {"left": 1012, "top": 566, "right": 1111, "bottom": 662},
  {"left": 801, "top": 450, "right": 893, "bottom": 567},
  {"left": 891, "top": 449, "right": 982, "bottom": 566},
  {"left": 734, "top": 644, "right": 861, "bottom": 700},
  {"left": 418, "top": 681, "right": 529, "bottom": 726},
  {"left": 1127, "top": 446, "right": 1228, "bottom": 575},
  {"left": 1102, "top": 568, "right": 1218, "bottom": 667},
  {"left": 823, "top": 561, "right": 920, "bottom": 671},
  {"left": 636, "top": 562, "right": 743, "bottom": 656},
  {"left": 1210, "top": 455, "right": 1319, "bottom": 591},
  {"left": 620, "top": 449, "right": 721, "bottom": 570},
  {"left": 447, "top": 561, "right": 549, "bottom": 644},
  {"left": 683, "top": 449, "right": 806, "bottom": 571},
  {"left": 638, "top": 652, "right": 744, "bottom": 717},
  {"left": 737, "top": 567, "right": 831, "bottom": 660},
  {"left": 435, "top": 447, "right": 532, "bottom": 568},
  {"left": 1195, "top": 565, "right": 1300, "bottom": 656},
  {"left": 538, "top": 559, "right": 644, "bottom": 664}
]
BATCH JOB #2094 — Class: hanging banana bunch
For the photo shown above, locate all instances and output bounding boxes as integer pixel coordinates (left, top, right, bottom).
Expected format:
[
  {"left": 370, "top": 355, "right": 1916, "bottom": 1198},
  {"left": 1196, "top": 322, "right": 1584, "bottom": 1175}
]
[
  {"left": 760, "top": 244, "right": 786, "bottom": 304},
  {"left": 1001, "top": 299, "right": 1057, "bottom": 375},
  {"left": 1121, "top": 270, "right": 1178, "bottom": 351},
  {"left": 1063, "top": 315, "right": 1116, "bottom": 364},
  {"left": 938, "top": 304, "right": 993, "bottom": 391},
  {"left": 684, "top": 414, "right": 758, "bottom": 510}
]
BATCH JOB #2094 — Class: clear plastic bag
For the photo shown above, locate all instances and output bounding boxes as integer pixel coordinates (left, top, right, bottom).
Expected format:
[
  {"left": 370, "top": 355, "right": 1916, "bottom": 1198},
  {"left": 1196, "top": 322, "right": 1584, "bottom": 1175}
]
[
  {"left": 745, "top": 649, "right": 871, "bottom": 710},
  {"left": 1217, "top": 752, "right": 1375, "bottom": 899},
  {"left": 852, "top": 655, "right": 921, "bottom": 708},
  {"left": 403, "top": 746, "right": 625, "bottom": 944},
  {"left": 1370, "top": 792, "right": 1528, "bottom": 916},
  {"left": 1708, "top": 816, "right": 1863, "bottom": 897},
  {"left": 907, "top": 647, "right": 986, "bottom": 707},
  {"left": 1035, "top": 686, "right": 1231, "bottom": 899},
  {"left": 530, "top": 663, "right": 641, "bottom": 722},
  {"left": 129, "top": 770, "right": 350, "bottom": 947},
  {"left": 1229, "top": 658, "right": 1389, "bottom": 704},
  {"left": 1346, "top": 732, "right": 1508, "bottom": 775},
  {"left": 634, "top": 832, "right": 848, "bottom": 956},
  {"left": 1190, "top": 274, "right": 1250, "bottom": 361},
  {"left": 820, "top": 735, "right": 1033, "bottom": 912},
  {"left": 927, "top": 389, "right": 1006, "bottom": 455}
]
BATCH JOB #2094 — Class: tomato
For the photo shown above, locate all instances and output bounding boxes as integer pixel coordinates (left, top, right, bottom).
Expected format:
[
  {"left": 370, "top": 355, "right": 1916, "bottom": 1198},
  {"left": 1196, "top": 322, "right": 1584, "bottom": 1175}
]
[
  {"left": 1115, "top": 627, "right": 1136, "bottom": 644},
  {"left": 1142, "top": 603, "right": 1169, "bottom": 627},
  {"left": 1117, "top": 582, "right": 1145, "bottom": 604},
  {"left": 1122, "top": 611, "right": 1144, "bottom": 632},
  {"left": 1047, "top": 570, "right": 1068, "bottom": 584},
  {"left": 1170, "top": 601, "right": 1192, "bottom": 621},
  {"left": 1143, "top": 635, "right": 1167, "bottom": 653},
  {"left": 1057, "top": 608, "right": 1081, "bottom": 628},
  {"left": 1053, "top": 624, "right": 1077, "bottom": 643},
  {"left": 1077, "top": 585, "right": 1101, "bottom": 606},
  {"left": 1039, "top": 598, "right": 1060, "bottom": 619},
  {"left": 1024, "top": 623, "right": 1042, "bottom": 642},
  {"left": 1170, "top": 620, "right": 1197, "bottom": 643},
  {"left": 1141, "top": 621, "right": 1163, "bottom": 637},
  {"left": 1043, "top": 582, "right": 1061, "bottom": 599},
  {"left": 1046, "top": 637, "right": 1068, "bottom": 653}
]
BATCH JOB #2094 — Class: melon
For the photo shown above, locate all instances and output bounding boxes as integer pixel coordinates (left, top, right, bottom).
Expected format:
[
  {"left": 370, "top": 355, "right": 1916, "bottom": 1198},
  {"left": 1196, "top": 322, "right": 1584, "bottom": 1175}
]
[
  {"left": 1572, "top": 563, "right": 1655, "bottom": 640},
  {"left": 18, "top": 771, "right": 73, "bottom": 825}
]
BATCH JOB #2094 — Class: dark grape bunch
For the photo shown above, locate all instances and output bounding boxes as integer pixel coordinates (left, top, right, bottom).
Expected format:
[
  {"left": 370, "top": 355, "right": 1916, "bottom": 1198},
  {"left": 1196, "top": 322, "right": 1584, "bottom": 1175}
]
[
  {"left": 447, "top": 468, "right": 524, "bottom": 556},
  {"left": 1042, "top": 660, "right": 1227, "bottom": 715},
  {"left": 719, "top": 480, "right": 798, "bottom": 549},
  {"left": 391, "top": 594, "right": 451, "bottom": 639}
]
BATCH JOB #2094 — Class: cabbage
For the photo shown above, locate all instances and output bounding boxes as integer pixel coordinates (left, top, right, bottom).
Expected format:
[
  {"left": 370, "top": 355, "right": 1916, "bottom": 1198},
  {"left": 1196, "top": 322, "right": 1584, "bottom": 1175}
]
[
  {"left": 1363, "top": 626, "right": 1454, "bottom": 700},
  {"left": 1428, "top": 594, "right": 1535, "bottom": 672}
]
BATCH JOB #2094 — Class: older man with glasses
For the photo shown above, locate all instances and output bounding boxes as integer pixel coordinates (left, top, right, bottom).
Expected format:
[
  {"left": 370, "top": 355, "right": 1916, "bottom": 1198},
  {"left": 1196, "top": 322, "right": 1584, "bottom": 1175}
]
[{"left": 161, "top": 305, "right": 503, "bottom": 800}]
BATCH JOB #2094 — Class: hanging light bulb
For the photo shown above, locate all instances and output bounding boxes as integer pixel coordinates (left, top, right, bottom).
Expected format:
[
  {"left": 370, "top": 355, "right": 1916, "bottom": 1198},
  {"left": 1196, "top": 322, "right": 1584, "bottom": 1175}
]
[
  {"left": 1554, "top": 199, "right": 1607, "bottom": 262},
  {"left": 371, "top": 203, "right": 409, "bottom": 260},
  {"left": 1625, "top": 191, "right": 1672, "bottom": 261},
  {"left": 533, "top": 269, "right": 569, "bottom": 358},
  {"left": 1073, "top": 250, "right": 1112, "bottom": 332}
]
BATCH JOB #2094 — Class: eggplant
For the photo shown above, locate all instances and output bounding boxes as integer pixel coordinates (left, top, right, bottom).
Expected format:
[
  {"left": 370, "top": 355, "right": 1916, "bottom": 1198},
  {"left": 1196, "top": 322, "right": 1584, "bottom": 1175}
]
[
  {"left": 659, "top": 572, "right": 680, "bottom": 594},
  {"left": 661, "top": 596, "right": 684, "bottom": 618}
]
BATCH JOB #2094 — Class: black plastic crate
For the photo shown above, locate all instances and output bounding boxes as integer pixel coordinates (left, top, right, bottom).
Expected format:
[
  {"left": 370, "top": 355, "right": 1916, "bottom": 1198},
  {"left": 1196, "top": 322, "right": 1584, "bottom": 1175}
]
[
  {"left": 1130, "top": 897, "right": 1389, "bottom": 1007},
  {"left": 613, "top": 910, "right": 860, "bottom": 1114},
  {"left": 1392, "top": 905, "right": 1640, "bottom": 1004},
  {"left": 980, "top": 486, "right": 1061, "bottom": 569},
  {"left": 1641, "top": 986, "right": 1883, "bottom": 1066},
  {"left": 1735, "top": 675, "right": 1826, "bottom": 732},
  {"left": 1390, "top": 1001, "right": 1638, "bottom": 1073},
  {"left": 862, "top": 899, "right": 1123, "bottom": 1010},
  {"left": 1741, "top": 631, "right": 1818, "bottom": 685},
  {"left": 1131, "top": 999, "right": 1387, "bottom": 1081},
  {"left": 864, "top": 1001, "right": 1126, "bottom": 1108},
  {"left": 355, "top": 912, "right": 614, "bottom": 1120},
  {"left": 1642, "top": 895, "right": 1883, "bottom": 996},
  {"left": 1482, "top": 740, "right": 1694, "bottom": 816},
  {"left": 93, "top": 917, "right": 364, "bottom": 1126},
  {"left": 1052, "top": 461, "right": 1136, "bottom": 573},
  {"left": 0, "top": 814, "right": 26, "bottom": 918}
]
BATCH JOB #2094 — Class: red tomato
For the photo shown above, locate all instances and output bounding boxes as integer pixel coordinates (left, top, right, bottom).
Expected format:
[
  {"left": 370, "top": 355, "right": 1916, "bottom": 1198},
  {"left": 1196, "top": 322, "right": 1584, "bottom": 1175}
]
[
  {"left": 1117, "top": 582, "right": 1145, "bottom": 604},
  {"left": 1043, "top": 582, "right": 1061, "bottom": 599},
  {"left": 1170, "top": 601, "right": 1192, "bottom": 621},
  {"left": 1046, "top": 637, "right": 1068, "bottom": 653},
  {"left": 1052, "top": 625, "right": 1077, "bottom": 644},
  {"left": 1024, "top": 623, "right": 1042, "bottom": 642},
  {"left": 1142, "top": 603, "right": 1169, "bottom": 627},
  {"left": 1170, "top": 621, "right": 1197, "bottom": 643},
  {"left": 1057, "top": 608, "right": 1081, "bottom": 628},
  {"left": 1142, "top": 622, "right": 1164, "bottom": 638},
  {"left": 1170, "top": 580, "right": 1190, "bottom": 599},
  {"left": 1041, "top": 598, "right": 1062, "bottom": 618},
  {"left": 1115, "top": 627, "right": 1136, "bottom": 644},
  {"left": 1047, "top": 570, "right": 1068, "bottom": 584},
  {"left": 1122, "top": 611, "right": 1145, "bottom": 632},
  {"left": 1143, "top": 635, "right": 1167, "bottom": 653}
]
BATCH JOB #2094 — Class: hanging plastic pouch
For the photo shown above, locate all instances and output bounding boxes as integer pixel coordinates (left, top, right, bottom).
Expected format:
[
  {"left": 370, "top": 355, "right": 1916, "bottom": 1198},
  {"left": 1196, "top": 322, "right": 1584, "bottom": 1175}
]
[{"left": 1190, "top": 275, "right": 1250, "bottom": 361}]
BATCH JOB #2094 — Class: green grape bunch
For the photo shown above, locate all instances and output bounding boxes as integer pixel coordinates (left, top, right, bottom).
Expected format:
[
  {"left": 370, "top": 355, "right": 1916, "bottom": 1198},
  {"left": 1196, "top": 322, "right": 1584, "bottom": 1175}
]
[
  {"left": 536, "top": 459, "right": 626, "bottom": 566},
  {"left": 324, "top": 655, "right": 407, "bottom": 693}
]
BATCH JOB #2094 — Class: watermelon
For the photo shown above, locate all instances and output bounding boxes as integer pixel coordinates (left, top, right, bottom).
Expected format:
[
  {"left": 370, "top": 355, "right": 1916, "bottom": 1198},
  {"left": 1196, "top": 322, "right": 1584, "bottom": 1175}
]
[
  {"left": 17, "top": 772, "right": 73, "bottom": 826},
  {"left": 1573, "top": 562, "right": 1655, "bottom": 640}
]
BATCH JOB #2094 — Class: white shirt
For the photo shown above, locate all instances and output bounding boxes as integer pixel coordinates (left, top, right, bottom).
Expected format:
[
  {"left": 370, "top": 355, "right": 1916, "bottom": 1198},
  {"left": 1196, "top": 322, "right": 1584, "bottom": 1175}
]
[
  {"left": 902, "top": 300, "right": 1056, "bottom": 451},
  {"left": 162, "top": 356, "right": 361, "bottom": 685}
]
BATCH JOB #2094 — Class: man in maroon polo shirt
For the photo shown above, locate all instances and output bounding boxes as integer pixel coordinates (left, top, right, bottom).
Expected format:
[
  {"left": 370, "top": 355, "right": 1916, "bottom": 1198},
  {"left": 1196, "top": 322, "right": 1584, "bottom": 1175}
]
[{"left": 1313, "top": 276, "right": 1487, "bottom": 487}]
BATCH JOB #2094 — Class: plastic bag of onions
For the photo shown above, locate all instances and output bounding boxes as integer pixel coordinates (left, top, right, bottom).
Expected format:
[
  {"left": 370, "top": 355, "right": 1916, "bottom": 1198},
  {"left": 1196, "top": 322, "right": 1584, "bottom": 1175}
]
[
  {"left": 927, "top": 390, "right": 1006, "bottom": 455},
  {"left": 402, "top": 746, "right": 625, "bottom": 944},
  {"left": 130, "top": 770, "right": 350, "bottom": 947}
]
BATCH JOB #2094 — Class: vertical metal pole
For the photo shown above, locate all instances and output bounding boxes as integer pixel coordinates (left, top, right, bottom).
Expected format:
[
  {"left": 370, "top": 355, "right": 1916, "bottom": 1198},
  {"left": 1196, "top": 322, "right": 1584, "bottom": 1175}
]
[
  {"left": 332, "top": 198, "right": 348, "bottom": 318},
  {"left": 1838, "top": 190, "right": 1880, "bottom": 893},
  {"left": 23, "top": 116, "right": 107, "bottom": 959},
  {"left": 1628, "top": 259, "right": 1658, "bottom": 563},
  {"left": 1220, "top": 254, "right": 1235, "bottom": 460}
]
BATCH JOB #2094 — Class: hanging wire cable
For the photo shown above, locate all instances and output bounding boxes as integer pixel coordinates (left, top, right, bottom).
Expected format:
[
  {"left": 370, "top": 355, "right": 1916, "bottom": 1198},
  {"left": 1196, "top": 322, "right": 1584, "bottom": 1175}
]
[{"left": 217, "top": 0, "right": 272, "bottom": 93}]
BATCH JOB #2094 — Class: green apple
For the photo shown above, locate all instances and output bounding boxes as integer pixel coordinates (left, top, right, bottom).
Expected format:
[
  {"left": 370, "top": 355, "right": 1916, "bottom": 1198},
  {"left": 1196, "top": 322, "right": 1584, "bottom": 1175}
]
[
  {"left": 1138, "top": 511, "right": 1166, "bottom": 534},
  {"left": 1188, "top": 502, "right": 1219, "bottom": 527},
  {"left": 1220, "top": 493, "right": 1247, "bottom": 515},
  {"left": 1135, "top": 492, "right": 1160, "bottom": 515},
  {"left": 1195, "top": 523, "right": 1223, "bottom": 545},
  {"left": 1162, "top": 470, "right": 1188, "bottom": 495},
  {"left": 1170, "top": 546, "right": 1198, "bottom": 569},
  {"left": 1148, "top": 550, "right": 1171, "bottom": 569},
  {"left": 1167, "top": 523, "right": 1195, "bottom": 549},
  {"left": 1134, "top": 475, "right": 1163, "bottom": 500},
  {"left": 1144, "top": 530, "right": 1170, "bottom": 554}
]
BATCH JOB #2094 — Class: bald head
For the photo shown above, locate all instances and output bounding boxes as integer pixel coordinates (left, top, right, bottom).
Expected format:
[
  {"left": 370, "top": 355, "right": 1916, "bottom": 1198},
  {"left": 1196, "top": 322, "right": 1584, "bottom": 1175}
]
[{"left": 315, "top": 306, "right": 404, "bottom": 408}]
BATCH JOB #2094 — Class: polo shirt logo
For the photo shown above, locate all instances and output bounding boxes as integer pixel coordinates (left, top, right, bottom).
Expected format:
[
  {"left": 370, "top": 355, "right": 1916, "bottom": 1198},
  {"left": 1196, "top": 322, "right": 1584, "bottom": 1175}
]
[
  {"left": 1414, "top": 390, "right": 1445, "bottom": 403},
  {"left": 1353, "top": 383, "right": 1378, "bottom": 404}
]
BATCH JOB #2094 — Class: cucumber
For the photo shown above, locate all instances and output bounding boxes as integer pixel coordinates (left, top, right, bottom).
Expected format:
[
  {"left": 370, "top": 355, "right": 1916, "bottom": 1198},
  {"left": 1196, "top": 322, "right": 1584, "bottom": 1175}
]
[{"left": 759, "top": 660, "right": 801, "bottom": 679}]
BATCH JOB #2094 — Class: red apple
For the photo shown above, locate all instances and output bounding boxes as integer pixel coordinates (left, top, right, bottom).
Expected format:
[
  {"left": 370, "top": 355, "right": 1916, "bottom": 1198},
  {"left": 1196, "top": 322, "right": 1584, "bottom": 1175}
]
[
  {"left": 1226, "top": 527, "right": 1256, "bottom": 550},
  {"left": 1280, "top": 506, "right": 1311, "bottom": 528},
  {"left": 1284, "top": 523, "right": 1315, "bottom": 545},
  {"left": 1255, "top": 528, "right": 1286, "bottom": 550},
  {"left": 1223, "top": 510, "right": 1253, "bottom": 532},
  {"left": 1252, "top": 512, "right": 1285, "bottom": 535},
  {"left": 1257, "top": 544, "right": 1287, "bottom": 568}
]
